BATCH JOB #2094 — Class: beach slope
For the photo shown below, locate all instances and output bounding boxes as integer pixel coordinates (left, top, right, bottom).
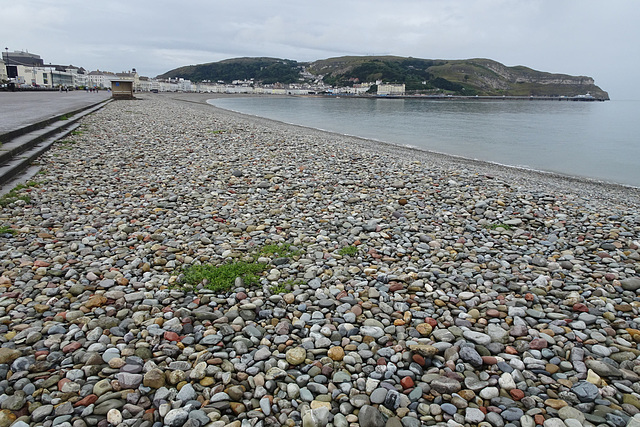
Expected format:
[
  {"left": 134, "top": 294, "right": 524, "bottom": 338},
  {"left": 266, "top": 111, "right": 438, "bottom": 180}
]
[{"left": 0, "top": 93, "right": 638, "bottom": 427}]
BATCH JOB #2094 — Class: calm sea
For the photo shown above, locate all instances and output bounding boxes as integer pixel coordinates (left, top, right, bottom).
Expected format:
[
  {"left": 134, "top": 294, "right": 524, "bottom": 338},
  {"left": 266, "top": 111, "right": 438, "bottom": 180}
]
[{"left": 207, "top": 97, "right": 640, "bottom": 187}]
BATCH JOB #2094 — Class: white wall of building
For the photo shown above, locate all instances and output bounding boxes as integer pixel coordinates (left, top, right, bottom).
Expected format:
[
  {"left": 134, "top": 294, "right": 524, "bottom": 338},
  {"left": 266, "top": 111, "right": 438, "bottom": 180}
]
[
  {"left": 88, "top": 72, "right": 116, "bottom": 88},
  {"left": 10, "top": 65, "right": 73, "bottom": 87},
  {"left": 0, "top": 60, "right": 7, "bottom": 82},
  {"left": 377, "top": 83, "right": 405, "bottom": 96}
]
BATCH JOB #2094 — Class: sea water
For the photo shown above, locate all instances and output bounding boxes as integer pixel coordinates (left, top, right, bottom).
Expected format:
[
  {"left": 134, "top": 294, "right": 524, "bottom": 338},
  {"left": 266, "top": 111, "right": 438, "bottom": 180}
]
[{"left": 207, "top": 97, "right": 640, "bottom": 187}]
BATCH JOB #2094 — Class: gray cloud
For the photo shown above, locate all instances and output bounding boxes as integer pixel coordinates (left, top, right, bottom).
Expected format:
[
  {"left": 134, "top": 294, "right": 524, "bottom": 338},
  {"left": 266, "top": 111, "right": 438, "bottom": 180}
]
[{"left": 3, "top": 0, "right": 638, "bottom": 99}]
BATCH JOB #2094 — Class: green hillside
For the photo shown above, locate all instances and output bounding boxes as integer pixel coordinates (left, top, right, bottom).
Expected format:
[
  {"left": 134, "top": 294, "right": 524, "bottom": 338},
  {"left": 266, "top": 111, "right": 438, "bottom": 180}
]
[
  {"left": 158, "top": 55, "right": 609, "bottom": 99},
  {"left": 310, "top": 56, "right": 443, "bottom": 90},
  {"left": 309, "top": 56, "right": 609, "bottom": 99},
  {"left": 157, "top": 57, "right": 302, "bottom": 84}
]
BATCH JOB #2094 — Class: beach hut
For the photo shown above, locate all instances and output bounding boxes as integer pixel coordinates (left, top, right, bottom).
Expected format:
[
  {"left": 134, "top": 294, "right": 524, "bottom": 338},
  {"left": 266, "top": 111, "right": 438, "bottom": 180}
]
[{"left": 111, "top": 79, "right": 134, "bottom": 100}]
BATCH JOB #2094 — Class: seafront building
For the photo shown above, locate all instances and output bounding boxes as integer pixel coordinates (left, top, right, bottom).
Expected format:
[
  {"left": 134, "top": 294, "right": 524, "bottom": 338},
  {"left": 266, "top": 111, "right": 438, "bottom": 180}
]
[
  {"left": 377, "top": 83, "right": 406, "bottom": 96},
  {"left": 2, "top": 50, "right": 75, "bottom": 88},
  {"left": 2, "top": 50, "right": 44, "bottom": 67},
  {"left": 1, "top": 51, "right": 194, "bottom": 92},
  {"left": 87, "top": 70, "right": 117, "bottom": 89}
]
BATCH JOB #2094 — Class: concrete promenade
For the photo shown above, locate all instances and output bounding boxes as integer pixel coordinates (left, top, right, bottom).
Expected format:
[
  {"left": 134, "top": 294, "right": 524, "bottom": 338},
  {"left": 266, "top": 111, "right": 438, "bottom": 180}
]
[{"left": 0, "top": 90, "right": 111, "bottom": 134}]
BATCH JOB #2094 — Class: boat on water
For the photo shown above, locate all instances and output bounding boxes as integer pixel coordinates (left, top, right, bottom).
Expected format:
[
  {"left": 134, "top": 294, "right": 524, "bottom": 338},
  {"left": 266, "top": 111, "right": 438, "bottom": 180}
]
[{"left": 573, "top": 92, "right": 594, "bottom": 100}]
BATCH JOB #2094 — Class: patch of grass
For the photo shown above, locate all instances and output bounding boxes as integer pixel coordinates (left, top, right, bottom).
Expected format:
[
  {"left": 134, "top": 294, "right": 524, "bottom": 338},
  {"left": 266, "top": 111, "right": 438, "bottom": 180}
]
[
  {"left": 270, "top": 278, "right": 302, "bottom": 294},
  {"left": 176, "top": 243, "right": 306, "bottom": 293},
  {"left": 59, "top": 115, "right": 69, "bottom": 121},
  {"left": 0, "top": 226, "right": 16, "bottom": 235},
  {"left": 269, "top": 283, "right": 288, "bottom": 294},
  {"left": 70, "top": 130, "right": 83, "bottom": 135},
  {"left": 0, "top": 181, "right": 39, "bottom": 207},
  {"left": 260, "top": 243, "right": 301, "bottom": 258},
  {"left": 338, "top": 245, "right": 358, "bottom": 256},
  {"left": 180, "top": 260, "right": 267, "bottom": 292}
]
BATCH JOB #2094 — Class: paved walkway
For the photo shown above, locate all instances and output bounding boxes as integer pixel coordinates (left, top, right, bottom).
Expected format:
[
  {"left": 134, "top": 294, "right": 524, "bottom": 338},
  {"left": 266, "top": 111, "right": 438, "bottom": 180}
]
[{"left": 0, "top": 91, "right": 111, "bottom": 134}]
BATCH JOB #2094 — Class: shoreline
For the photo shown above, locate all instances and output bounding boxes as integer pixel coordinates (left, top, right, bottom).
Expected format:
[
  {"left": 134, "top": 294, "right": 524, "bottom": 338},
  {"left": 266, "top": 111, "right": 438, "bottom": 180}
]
[
  {"left": 1, "top": 93, "right": 639, "bottom": 427},
  {"left": 169, "top": 92, "right": 640, "bottom": 207},
  {"left": 310, "top": 94, "right": 609, "bottom": 102}
]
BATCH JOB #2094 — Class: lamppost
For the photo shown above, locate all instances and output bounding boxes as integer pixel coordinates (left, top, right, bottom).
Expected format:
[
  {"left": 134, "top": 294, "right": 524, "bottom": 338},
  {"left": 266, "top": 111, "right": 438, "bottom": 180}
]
[
  {"left": 49, "top": 63, "right": 53, "bottom": 88},
  {"left": 4, "top": 47, "right": 12, "bottom": 90}
]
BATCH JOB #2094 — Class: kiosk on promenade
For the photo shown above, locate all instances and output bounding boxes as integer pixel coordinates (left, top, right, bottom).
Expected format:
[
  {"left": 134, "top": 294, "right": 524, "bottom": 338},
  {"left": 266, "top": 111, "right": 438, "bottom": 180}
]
[{"left": 111, "top": 79, "right": 134, "bottom": 100}]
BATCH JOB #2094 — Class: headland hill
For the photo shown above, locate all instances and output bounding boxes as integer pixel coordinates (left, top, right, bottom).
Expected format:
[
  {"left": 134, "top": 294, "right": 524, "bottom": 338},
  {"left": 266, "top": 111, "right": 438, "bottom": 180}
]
[{"left": 157, "top": 56, "right": 609, "bottom": 101}]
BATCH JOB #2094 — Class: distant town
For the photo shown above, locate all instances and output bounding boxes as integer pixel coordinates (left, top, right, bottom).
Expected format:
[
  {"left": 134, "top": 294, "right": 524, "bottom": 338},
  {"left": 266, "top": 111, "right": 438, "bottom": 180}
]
[
  {"left": 0, "top": 49, "right": 405, "bottom": 96},
  {"left": 2, "top": 49, "right": 608, "bottom": 101}
]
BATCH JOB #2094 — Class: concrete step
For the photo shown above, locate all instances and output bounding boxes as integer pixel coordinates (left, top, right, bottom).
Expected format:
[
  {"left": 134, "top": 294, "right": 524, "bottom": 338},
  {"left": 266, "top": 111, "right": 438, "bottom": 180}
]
[
  {"left": 0, "top": 123, "right": 81, "bottom": 186},
  {"left": 0, "top": 98, "right": 111, "bottom": 144},
  {"left": 0, "top": 99, "right": 111, "bottom": 189}
]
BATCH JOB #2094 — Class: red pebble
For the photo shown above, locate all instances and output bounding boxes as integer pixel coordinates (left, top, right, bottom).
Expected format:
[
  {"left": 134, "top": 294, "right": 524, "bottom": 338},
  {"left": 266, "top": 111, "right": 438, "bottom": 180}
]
[
  {"left": 572, "top": 303, "right": 589, "bottom": 312},
  {"left": 163, "top": 331, "right": 181, "bottom": 342},
  {"left": 529, "top": 338, "right": 548, "bottom": 350},
  {"left": 505, "top": 346, "right": 518, "bottom": 355},
  {"left": 412, "top": 354, "right": 426, "bottom": 366},
  {"left": 74, "top": 394, "right": 98, "bottom": 407},
  {"left": 62, "top": 342, "right": 82, "bottom": 353},
  {"left": 425, "top": 317, "right": 438, "bottom": 328},
  {"left": 509, "top": 389, "right": 525, "bottom": 400},
  {"left": 2, "top": 292, "right": 21, "bottom": 298},
  {"left": 481, "top": 356, "right": 498, "bottom": 365},
  {"left": 534, "top": 414, "right": 545, "bottom": 425},
  {"left": 389, "top": 283, "right": 404, "bottom": 292},
  {"left": 400, "top": 376, "right": 415, "bottom": 389}
]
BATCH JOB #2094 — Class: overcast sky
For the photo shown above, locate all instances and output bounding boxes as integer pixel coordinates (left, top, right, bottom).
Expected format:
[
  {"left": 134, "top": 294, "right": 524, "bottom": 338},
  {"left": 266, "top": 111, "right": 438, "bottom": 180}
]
[{"left": 3, "top": 0, "right": 638, "bottom": 99}]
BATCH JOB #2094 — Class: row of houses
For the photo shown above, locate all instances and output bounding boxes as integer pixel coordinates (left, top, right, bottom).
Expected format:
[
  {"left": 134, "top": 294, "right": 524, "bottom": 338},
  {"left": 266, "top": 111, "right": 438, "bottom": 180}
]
[
  {"left": 1, "top": 50, "right": 165, "bottom": 91},
  {"left": 2, "top": 50, "right": 407, "bottom": 95},
  {"left": 1, "top": 52, "right": 209, "bottom": 93},
  {"left": 192, "top": 81, "right": 406, "bottom": 96}
]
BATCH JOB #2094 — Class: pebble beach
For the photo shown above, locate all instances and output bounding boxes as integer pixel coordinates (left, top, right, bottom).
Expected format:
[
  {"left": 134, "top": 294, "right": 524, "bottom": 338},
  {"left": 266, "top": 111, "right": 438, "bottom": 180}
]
[{"left": 0, "top": 93, "right": 639, "bottom": 427}]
